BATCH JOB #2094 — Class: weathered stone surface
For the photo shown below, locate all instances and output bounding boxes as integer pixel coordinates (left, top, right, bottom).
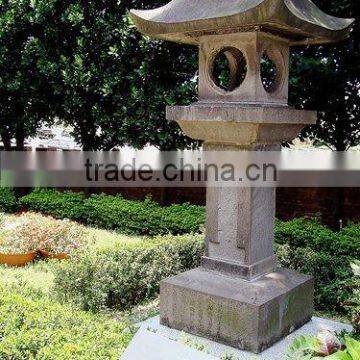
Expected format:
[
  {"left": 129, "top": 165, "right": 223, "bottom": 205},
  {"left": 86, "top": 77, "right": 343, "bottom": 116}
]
[
  {"left": 132, "top": 316, "right": 353, "bottom": 360},
  {"left": 167, "top": 102, "right": 316, "bottom": 145},
  {"left": 129, "top": 0, "right": 354, "bottom": 46},
  {"left": 198, "top": 32, "right": 290, "bottom": 105},
  {"left": 167, "top": 102, "right": 316, "bottom": 124},
  {"left": 160, "top": 267, "right": 314, "bottom": 353},
  {"left": 204, "top": 186, "right": 276, "bottom": 277}
]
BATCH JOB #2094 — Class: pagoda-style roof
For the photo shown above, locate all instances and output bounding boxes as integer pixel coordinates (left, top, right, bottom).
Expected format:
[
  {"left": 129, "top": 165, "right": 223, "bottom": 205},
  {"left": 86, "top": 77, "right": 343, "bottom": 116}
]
[{"left": 129, "top": 0, "right": 354, "bottom": 45}]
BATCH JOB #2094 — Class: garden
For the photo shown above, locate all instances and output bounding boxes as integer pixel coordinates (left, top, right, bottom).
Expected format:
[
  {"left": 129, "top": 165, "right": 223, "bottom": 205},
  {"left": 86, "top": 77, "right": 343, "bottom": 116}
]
[{"left": 0, "top": 188, "right": 359, "bottom": 359}]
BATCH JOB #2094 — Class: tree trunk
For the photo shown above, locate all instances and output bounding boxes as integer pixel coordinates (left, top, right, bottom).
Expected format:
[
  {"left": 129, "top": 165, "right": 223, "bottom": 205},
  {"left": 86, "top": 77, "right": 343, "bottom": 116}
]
[
  {"left": 1, "top": 130, "right": 12, "bottom": 150},
  {"left": 15, "top": 127, "right": 25, "bottom": 151}
]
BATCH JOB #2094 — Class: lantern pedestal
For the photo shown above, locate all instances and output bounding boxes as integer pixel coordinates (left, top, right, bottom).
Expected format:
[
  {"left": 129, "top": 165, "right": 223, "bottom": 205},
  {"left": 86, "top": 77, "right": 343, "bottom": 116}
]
[
  {"left": 130, "top": 0, "right": 354, "bottom": 354},
  {"left": 160, "top": 267, "right": 313, "bottom": 354}
]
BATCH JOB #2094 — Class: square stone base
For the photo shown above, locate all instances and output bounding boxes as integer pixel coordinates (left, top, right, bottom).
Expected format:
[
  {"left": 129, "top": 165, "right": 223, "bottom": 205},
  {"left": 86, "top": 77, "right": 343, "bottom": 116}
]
[{"left": 160, "top": 267, "right": 314, "bottom": 353}]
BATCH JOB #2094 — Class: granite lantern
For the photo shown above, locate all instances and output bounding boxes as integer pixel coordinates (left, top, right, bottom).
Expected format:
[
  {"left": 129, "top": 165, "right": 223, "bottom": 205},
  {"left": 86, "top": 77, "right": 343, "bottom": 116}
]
[{"left": 130, "top": 0, "right": 354, "bottom": 353}]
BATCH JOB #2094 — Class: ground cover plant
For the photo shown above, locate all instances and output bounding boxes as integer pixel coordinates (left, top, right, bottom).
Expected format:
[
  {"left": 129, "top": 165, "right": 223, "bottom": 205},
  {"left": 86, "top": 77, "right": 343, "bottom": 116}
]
[
  {"left": 0, "top": 188, "right": 18, "bottom": 213},
  {"left": 0, "top": 282, "right": 132, "bottom": 360}
]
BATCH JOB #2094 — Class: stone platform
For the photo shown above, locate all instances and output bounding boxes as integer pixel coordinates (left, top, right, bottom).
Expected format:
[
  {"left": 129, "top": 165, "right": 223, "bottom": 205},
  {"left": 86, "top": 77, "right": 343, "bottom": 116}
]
[
  {"left": 160, "top": 267, "right": 314, "bottom": 353},
  {"left": 120, "top": 316, "right": 353, "bottom": 360}
]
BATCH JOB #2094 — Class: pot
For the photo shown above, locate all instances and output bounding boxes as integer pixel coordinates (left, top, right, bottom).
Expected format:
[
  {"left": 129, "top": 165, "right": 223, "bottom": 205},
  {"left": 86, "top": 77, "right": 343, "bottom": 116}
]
[
  {"left": 0, "top": 251, "right": 36, "bottom": 267},
  {"left": 39, "top": 249, "right": 69, "bottom": 260}
]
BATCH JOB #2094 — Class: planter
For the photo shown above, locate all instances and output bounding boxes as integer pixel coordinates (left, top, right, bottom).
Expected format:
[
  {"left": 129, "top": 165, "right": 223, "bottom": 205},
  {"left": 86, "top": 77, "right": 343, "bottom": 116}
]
[
  {"left": 39, "top": 249, "right": 69, "bottom": 260},
  {"left": 0, "top": 251, "right": 36, "bottom": 267}
]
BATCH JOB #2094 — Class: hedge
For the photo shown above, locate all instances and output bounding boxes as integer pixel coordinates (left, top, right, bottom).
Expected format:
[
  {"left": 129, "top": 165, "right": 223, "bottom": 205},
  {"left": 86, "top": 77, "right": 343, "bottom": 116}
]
[
  {"left": 0, "top": 285, "right": 132, "bottom": 359},
  {"left": 53, "top": 234, "right": 204, "bottom": 311},
  {"left": 19, "top": 189, "right": 86, "bottom": 221},
  {"left": 20, "top": 189, "right": 205, "bottom": 236},
  {"left": 275, "top": 218, "right": 358, "bottom": 313},
  {"left": 275, "top": 218, "right": 360, "bottom": 259},
  {"left": 0, "top": 188, "right": 19, "bottom": 213},
  {"left": 277, "top": 244, "right": 353, "bottom": 312},
  {"left": 52, "top": 227, "right": 355, "bottom": 315}
]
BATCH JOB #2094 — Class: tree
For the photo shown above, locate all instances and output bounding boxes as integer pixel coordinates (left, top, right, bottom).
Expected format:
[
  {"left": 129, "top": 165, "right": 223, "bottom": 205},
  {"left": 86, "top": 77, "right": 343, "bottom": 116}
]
[
  {"left": 45, "top": 0, "right": 198, "bottom": 150},
  {"left": 289, "top": 0, "right": 359, "bottom": 151},
  {"left": 0, "top": 0, "right": 199, "bottom": 151},
  {"left": 0, "top": 0, "right": 60, "bottom": 150},
  {"left": 289, "top": 0, "right": 359, "bottom": 229}
]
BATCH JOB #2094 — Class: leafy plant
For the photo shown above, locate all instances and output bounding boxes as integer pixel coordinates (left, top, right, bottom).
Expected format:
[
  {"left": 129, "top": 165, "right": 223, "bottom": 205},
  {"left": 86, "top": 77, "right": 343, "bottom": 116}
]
[
  {"left": 287, "top": 332, "right": 360, "bottom": 359},
  {"left": 0, "top": 188, "right": 19, "bottom": 213},
  {"left": 0, "top": 284, "right": 132, "bottom": 360},
  {"left": 53, "top": 234, "right": 204, "bottom": 311},
  {"left": 0, "top": 212, "right": 90, "bottom": 255}
]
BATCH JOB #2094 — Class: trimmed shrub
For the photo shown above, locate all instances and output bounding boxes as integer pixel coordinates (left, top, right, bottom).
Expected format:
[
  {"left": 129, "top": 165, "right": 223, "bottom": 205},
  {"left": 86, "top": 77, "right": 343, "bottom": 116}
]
[
  {"left": 0, "top": 188, "right": 18, "bottom": 213},
  {"left": 53, "top": 234, "right": 204, "bottom": 311},
  {"left": 0, "top": 286, "right": 131, "bottom": 359},
  {"left": 275, "top": 218, "right": 358, "bottom": 313},
  {"left": 20, "top": 190, "right": 205, "bottom": 236},
  {"left": 83, "top": 194, "right": 205, "bottom": 235},
  {"left": 277, "top": 244, "right": 353, "bottom": 312},
  {"left": 275, "top": 218, "right": 360, "bottom": 259},
  {"left": 20, "top": 189, "right": 86, "bottom": 221}
]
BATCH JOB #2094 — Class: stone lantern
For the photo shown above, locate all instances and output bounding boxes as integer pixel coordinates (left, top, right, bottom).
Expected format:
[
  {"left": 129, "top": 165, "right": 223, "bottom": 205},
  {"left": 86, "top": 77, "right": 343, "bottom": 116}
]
[{"left": 130, "top": 0, "right": 354, "bottom": 353}]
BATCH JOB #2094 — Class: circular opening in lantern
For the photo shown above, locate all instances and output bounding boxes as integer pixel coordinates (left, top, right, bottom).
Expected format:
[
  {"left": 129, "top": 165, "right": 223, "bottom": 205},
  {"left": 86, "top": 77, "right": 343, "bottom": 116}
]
[
  {"left": 260, "top": 48, "right": 284, "bottom": 93},
  {"left": 211, "top": 47, "right": 247, "bottom": 92}
]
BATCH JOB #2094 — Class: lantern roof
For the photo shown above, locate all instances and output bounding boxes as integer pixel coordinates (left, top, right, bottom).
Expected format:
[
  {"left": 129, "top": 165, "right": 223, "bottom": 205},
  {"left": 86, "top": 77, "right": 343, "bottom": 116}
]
[{"left": 129, "top": 0, "right": 354, "bottom": 46}]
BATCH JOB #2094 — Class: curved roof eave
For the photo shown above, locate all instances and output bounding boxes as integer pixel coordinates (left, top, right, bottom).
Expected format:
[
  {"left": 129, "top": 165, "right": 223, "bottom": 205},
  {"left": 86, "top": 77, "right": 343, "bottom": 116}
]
[{"left": 129, "top": 0, "right": 354, "bottom": 46}]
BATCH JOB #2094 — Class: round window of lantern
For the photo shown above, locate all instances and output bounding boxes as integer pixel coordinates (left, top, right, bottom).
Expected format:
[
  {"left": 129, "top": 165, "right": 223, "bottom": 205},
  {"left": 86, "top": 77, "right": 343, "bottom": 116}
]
[
  {"left": 210, "top": 47, "right": 247, "bottom": 92},
  {"left": 260, "top": 47, "right": 285, "bottom": 94}
]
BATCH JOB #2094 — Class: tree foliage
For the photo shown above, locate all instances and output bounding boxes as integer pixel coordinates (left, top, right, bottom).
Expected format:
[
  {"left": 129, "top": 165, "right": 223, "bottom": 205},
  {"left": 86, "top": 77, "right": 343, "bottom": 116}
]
[
  {"left": 50, "top": 0, "right": 199, "bottom": 150},
  {"left": 0, "top": 0, "right": 60, "bottom": 149},
  {"left": 0, "top": 0, "right": 199, "bottom": 150},
  {"left": 290, "top": 0, "right": 359, "bottom": 151},
  {"left": 0, "top": 0, "right": 358, "bottom": 150}
]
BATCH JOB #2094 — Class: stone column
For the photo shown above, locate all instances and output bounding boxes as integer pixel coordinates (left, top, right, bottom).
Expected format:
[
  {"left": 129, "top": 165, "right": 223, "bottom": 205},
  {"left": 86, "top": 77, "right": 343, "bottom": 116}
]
[{"left": 203, "top": 144, "right": 279, "bottom": 281}]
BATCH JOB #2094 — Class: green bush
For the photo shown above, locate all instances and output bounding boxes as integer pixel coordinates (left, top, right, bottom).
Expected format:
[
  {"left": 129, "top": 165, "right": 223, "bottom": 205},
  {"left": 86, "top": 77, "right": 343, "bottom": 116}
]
[
  {"left": 20, "top": 190, "right": 205, "bottom": 236},
  {"left": 53, "top": 234, "right": 204, "bottom": 311},
  {"left": 347, "top": 261, "right": 360, "bottom": 334},
  {"left": 0, "top": 285, "right": 132, "bottom": 360},
  {"left": 275, "top": 218, "right": 359, "bottom": 313},
  {"left": 20, "top": 189, "right": 86, "bottom": 221},
  {"left": 277, "top": 244, "right": 353, "bottom": 312},
  {"left": 0, "top": 188, "right": 19, "bottom": 213},
  {"left": 83, "top": 194, "right": 205, "bottom": 236},
  {"left": 275, "top": 218, "right": 360, "bottom": 259}
]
